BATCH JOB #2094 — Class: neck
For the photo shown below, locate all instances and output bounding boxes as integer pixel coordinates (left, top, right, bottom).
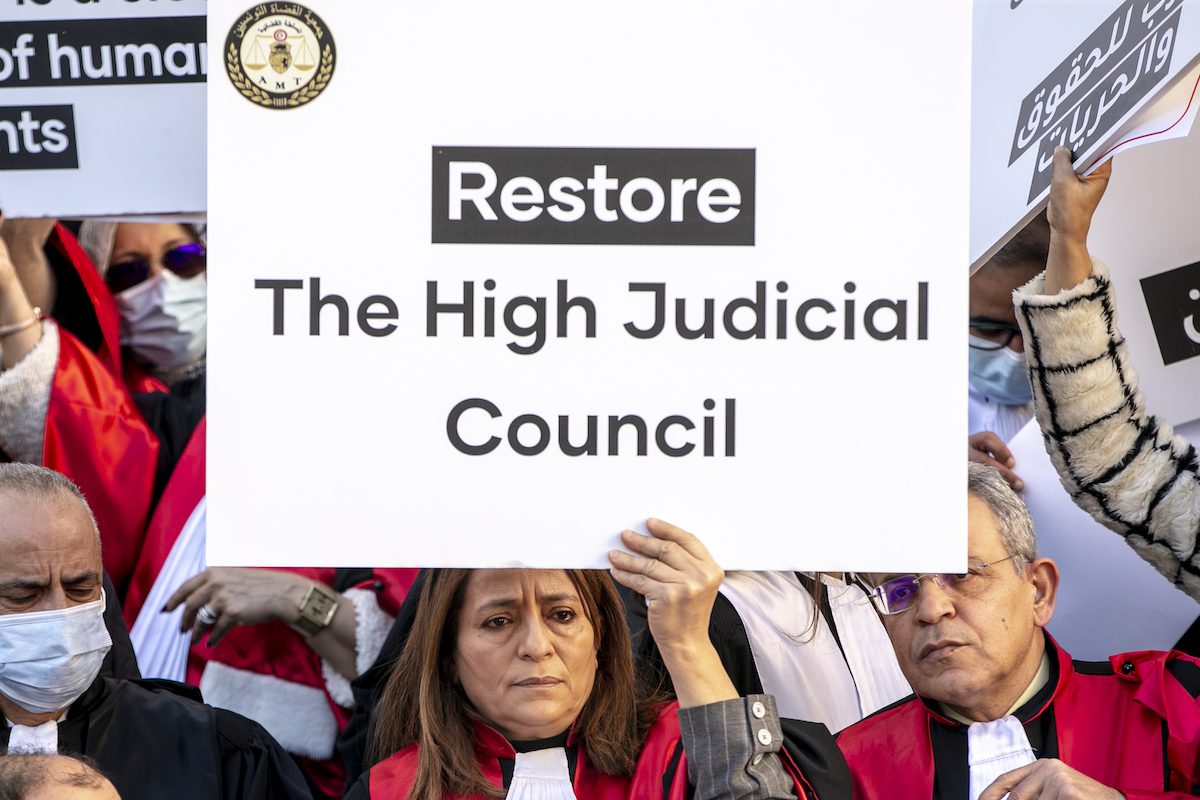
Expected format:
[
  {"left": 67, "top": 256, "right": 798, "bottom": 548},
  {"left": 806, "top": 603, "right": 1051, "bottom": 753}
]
[
  {"left": 945, "top": 634, "right": 1047, "bottom": 723},
  {"left": 0, "top": 694, "right": 63, "bottom": 727}
]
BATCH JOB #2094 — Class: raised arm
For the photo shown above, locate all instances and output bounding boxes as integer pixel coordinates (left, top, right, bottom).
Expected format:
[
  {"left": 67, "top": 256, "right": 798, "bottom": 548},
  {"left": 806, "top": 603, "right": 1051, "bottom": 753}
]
[
  {"left": 0, "top": 218, "right": 49, "bottom": 370},
  {"left": 1013, "top": 150, "right": 1200, "bottom": 601},
  {"left": 1043, "top": 146, "right": 1111, "bottom": 293},
  {"left": 610, "top": 519, "right": 803, "bottom": 800}
]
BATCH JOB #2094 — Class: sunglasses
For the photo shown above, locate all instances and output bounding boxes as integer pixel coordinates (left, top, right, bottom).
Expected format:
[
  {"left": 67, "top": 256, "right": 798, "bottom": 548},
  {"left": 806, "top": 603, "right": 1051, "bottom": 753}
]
[{"left": 106, "top": 242, "right": 206, "bottom": 294}]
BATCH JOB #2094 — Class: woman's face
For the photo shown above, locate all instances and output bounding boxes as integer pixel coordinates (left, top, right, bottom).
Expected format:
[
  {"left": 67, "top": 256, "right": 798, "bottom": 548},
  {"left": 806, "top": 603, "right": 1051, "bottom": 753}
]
[{"left": 454, "top": 569, "right": 598, "bottom": 741}]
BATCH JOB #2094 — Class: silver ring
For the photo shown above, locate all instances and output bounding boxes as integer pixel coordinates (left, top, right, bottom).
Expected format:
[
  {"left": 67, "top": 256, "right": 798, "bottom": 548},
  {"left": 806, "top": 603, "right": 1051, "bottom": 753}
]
[{"left": 196, "top": 604, "right": 218, "bottom": 626}]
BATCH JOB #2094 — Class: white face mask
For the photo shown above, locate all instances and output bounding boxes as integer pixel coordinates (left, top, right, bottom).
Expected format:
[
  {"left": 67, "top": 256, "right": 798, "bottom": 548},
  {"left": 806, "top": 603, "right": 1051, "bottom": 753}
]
[
  {"left": 114, "top": 270, "right": 207, "bottom": 371},
  {"left": 0, "top": 593, "right": 112, "bottom": 715},
  {"left": 968, "top": 335, "right": 1033, "bottom": 405}
]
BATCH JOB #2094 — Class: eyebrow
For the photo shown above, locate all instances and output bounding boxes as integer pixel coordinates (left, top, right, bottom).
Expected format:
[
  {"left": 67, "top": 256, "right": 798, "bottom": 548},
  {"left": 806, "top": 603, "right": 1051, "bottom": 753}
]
[
  {"left": 0, "top": 572, "right": 100, "bottom": 593},
  {"left": 475, "top": 592, "right": 580, "bottom": 612},
  {"left": 0, "top": 579, "right": 48, "bottom": 593}
]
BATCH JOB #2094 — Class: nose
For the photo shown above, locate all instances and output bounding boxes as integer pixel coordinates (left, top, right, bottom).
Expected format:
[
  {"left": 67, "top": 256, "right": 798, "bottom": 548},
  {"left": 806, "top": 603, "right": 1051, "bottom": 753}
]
[
  {"left": 912, "top": 576, "right": 956, "bottom": 625},
  {"left": 516, "top": 616, "right": 554, "bottom": 661},
  {"left": 1007, "top": 333, "right": 1025, "bottom": 354}
]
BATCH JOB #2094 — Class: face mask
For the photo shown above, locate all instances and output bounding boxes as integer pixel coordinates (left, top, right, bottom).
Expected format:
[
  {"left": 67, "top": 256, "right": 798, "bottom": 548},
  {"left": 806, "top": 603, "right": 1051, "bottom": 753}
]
[
  {"left": 114, "top": 270, "right": 207, "bottom": 371},
  {"left": 969, "top": 335, "right": 1033, "bottom": 405},
  {"left": 0, "top": 593, "right": 112, "bottom": 714}
]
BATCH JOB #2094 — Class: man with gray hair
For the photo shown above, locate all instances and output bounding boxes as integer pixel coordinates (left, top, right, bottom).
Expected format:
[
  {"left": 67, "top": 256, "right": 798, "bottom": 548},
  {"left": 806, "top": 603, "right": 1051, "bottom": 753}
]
[
  {"left": 0, "top": 463, "right": 310, "bottom": 800},
  {"left": 838, "top": 463, "right": 1200, "bottom": 800}
]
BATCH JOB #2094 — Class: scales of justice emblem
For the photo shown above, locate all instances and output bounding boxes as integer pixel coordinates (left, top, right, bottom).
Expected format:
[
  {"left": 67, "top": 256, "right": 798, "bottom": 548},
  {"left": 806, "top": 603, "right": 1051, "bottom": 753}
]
[
  {"left": 225, "top": 4, "right": 336, "bottom": 109},
  {"left": 247, "top": 29, "right": 317, "bottom": 74}
]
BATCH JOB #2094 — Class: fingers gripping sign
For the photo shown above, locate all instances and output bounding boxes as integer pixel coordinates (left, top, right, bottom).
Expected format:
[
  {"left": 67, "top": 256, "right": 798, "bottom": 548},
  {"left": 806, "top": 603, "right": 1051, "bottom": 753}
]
[
  {"left": 608, "top": 518, "right": 723, "bottom": 650},
  {"left": 608, "top": 518, "right": 736, "bottom": 708},
  {"left": 1048, "top": 147, "right": 1112, "bottom": 242},
  {"left": 978, "top": 759, "right": 1124, "bottom": 800}
]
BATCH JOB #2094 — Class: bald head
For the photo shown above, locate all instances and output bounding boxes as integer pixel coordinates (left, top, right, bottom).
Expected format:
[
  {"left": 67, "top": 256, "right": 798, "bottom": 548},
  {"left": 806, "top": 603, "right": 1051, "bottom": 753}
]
[{"left": 0, "top": 753, "right": 120, "bottom": 800}]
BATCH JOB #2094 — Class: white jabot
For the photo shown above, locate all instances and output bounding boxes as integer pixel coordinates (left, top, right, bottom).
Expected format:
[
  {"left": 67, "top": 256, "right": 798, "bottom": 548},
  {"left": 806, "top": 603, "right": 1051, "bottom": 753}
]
[
  {"left": 508, "top": 748, "right": 577, "bottom": 800},
  {"left": 130, "top": 497, "right": 207, "bottom": 681},
  {"left": 719, "top": 571, "right": 911, "bottom": 732},
  {"left": 967, "top": 715, "right": 1036, "bottom": 800},
  {"left": 6, "top": 719, "right": 59, "bottom": 754}
]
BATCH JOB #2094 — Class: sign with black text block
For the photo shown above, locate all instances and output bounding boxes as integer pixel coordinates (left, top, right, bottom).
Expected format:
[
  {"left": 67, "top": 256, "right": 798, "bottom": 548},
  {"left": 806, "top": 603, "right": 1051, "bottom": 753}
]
[
  {"left": 0, "top": 2, "right": 205, "bottom": 217},
  {"left": 207, "top": 1, "right": 971, "bottom": 571}
]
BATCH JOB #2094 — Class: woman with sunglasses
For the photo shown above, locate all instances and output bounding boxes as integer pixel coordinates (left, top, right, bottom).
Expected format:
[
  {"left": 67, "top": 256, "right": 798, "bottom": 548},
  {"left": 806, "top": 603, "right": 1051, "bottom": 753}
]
[{"left": 100, "top": 222, "right": 209, "bottom": 387}]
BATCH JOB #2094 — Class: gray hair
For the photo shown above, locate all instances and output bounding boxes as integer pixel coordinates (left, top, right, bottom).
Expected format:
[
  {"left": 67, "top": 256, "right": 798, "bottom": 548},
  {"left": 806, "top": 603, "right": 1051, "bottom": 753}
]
[
  {"left": 0, "top": 754, "right": 112, "bottom": 800},
  {"left": 0, "top": 463, "right": 99, "bottom": 541},
  {"left": 967, "top": 462, "right": 1037, "bottom": 568}
]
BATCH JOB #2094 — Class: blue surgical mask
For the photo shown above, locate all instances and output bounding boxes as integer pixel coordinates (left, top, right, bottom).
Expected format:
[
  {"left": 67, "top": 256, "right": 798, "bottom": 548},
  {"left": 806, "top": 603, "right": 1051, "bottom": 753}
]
[{"left": 969, "top": 335, "right": 1033, "bottom": 405}]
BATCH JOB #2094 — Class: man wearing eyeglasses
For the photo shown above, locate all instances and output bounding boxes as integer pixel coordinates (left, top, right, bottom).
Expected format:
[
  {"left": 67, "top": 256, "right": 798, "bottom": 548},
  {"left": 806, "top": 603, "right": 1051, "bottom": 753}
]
[
  {"left": 837, "top": 463, "right": 1200, "bottom": 800},
  {"left": 966, "top": 215, "right": 1050, "bottom": 492}
]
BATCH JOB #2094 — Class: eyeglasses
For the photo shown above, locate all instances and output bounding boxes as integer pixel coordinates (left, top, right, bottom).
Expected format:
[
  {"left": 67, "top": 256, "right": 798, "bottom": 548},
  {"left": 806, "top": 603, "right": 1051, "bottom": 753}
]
[
  {"left": 864, "top": 554, "right": 1023, "bottom": 615},
  {"left": 968, "top": 318, "right": 1022, "bottom": 351},
  {"left": 106, "top": 242, "right": 206, "bottom": 294}
]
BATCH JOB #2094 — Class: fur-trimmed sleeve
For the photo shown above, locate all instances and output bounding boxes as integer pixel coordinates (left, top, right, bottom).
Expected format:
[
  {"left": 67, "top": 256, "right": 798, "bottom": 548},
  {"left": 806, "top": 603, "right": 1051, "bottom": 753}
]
[
  {"left": 0, "top": 320, "right": 58, "bottom": 463},
  {"left": 1013, "top": 262, "right": 1200, "bottom": 600}
]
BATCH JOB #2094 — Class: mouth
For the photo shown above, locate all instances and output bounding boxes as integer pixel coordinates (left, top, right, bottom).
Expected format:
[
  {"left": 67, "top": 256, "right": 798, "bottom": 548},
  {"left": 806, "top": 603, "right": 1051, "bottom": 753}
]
[
  {"left": 513, "top": 677, "right": 564, "bottom": 688},
  {"left": 919, "top": 640, "right": 966, "bottom": 662}
]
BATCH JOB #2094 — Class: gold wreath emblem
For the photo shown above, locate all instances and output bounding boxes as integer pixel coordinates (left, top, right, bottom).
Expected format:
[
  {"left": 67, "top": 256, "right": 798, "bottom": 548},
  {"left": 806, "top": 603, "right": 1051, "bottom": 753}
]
[{"left": 226, "top": 41, "right": 335, "bottom": 109}]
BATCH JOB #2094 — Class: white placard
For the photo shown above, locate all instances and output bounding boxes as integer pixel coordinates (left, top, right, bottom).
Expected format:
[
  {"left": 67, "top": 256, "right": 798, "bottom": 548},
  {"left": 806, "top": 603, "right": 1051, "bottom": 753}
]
[
  {"left": 971, "top": 0, "right": 1200, "bottom": 270},
  {"left": 206, "top": 1, "right": 971, "bottom": 571},
  {"left": 1010, "top": 420, "right": 1199, "bottom": 659},
  {"left": 1089, "top": 123, "right": 1200, "bottom": 426},
  {"left": 0, "top": 1, "right": 206, "bottom": 218}
]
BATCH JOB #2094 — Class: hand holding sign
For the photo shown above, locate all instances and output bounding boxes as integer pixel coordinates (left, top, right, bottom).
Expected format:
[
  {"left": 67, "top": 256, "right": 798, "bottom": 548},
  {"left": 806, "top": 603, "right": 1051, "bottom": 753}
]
[
  {"left": 1046, "top": 148, "right": 1113, "bottom": 293},
  {"left": 608, "top": 519, "right": 736, "bottom": 708}
]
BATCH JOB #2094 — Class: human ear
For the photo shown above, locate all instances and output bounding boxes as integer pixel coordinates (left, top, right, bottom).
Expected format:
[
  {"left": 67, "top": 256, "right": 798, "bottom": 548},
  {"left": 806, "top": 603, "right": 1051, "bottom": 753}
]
[{"left": 1027, "top": 558, "right": 1059, "bottom": 628}]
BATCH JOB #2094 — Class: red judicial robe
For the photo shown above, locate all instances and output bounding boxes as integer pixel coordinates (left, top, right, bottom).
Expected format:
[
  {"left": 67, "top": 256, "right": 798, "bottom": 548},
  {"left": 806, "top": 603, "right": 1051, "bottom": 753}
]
[
  {"left": 42, "top": 224, "right": 160, "bottom": 590},
  {"left": 837, "top": 635, "right": 1200, "bottom": 799},
  {"left": 352, "top": 703, "right": 815, "bottom": 800}
]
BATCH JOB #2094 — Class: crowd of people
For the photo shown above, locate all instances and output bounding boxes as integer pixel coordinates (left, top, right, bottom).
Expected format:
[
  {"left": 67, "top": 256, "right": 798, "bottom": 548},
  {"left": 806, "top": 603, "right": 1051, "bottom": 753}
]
[{"left": 0, "top": 141, "right": 1197, "bottom": 800}]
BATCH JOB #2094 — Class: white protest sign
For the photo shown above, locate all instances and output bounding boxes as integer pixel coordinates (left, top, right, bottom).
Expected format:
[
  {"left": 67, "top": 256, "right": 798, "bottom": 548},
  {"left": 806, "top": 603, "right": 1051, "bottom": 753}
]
[
  {"left": 1010, "top": 420, "right": 1199, "bottom": 659},
  {"left": 971, "top": 0, "right": 1200, "bottom": 270},
  {"left": 0, "top": 0, "right": 205, "bottom": 218},
  {"left": 1088, "top": 124, "right": 1200, "bottom": 425},
  {"left": 206, "top": 1, "right": 970, "bottom": 571}
]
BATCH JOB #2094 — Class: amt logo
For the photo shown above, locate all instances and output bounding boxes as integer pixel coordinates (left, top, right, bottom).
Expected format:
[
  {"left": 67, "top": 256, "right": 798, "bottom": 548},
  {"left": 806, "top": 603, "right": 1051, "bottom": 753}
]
[{"left": 1140, "top": 260, "right": 1200, "bottom": 366}]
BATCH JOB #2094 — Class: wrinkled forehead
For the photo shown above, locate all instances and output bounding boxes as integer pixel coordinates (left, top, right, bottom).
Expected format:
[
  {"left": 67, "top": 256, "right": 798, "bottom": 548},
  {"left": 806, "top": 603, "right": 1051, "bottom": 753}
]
[
  {"left": 0, "top": 490, "right": 101, "bottom": 571},
  {"left": 462, "top": 568, "right": 580, "bottom": 610}
]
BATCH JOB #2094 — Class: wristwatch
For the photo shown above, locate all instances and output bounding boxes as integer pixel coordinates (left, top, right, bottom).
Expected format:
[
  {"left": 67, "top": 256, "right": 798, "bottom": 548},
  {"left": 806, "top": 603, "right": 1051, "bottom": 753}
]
[{"left": 293, "top": 583, "right": 339, "bottom": 637}]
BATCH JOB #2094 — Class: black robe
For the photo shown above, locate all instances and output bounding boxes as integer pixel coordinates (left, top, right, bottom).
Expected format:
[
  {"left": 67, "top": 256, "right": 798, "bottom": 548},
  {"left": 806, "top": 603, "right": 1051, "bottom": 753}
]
[{"left": 0, "top": 676, "right": 312, "bottom": 800}]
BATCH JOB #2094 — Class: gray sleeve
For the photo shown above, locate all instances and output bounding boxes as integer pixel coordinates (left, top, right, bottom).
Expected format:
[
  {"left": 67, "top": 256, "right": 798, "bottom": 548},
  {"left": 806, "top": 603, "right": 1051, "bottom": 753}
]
[
  {"left": 0, "top": 320, "right": 58, "bottom": 464},
  {"left": 1013, "top": 263, "right": 1200, "bottom": 600},
  {"left": 677, "top": 694, "right": 798, "bottom": 800}
]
